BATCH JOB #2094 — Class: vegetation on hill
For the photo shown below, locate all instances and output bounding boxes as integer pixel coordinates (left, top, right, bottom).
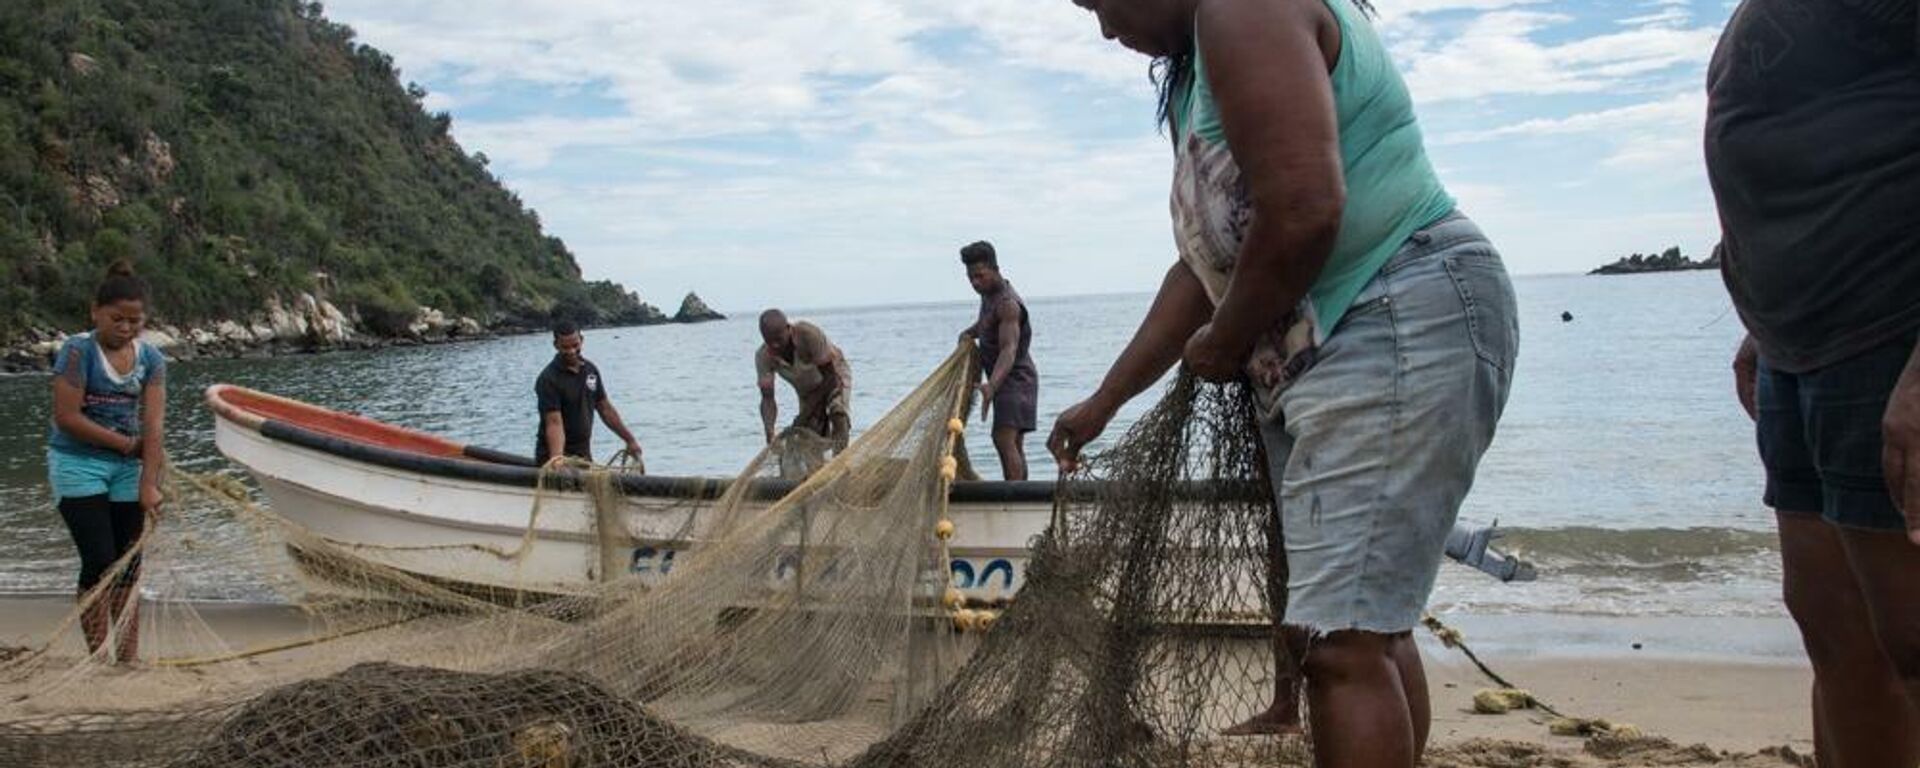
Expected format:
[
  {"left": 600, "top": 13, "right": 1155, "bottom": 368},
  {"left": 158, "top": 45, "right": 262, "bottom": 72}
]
[
  {"left": 1590, "top": 246, "right": 1720, "bottom": 275},
  {"left": 0, "top": 0, "right": 656, "bottom": 344}
]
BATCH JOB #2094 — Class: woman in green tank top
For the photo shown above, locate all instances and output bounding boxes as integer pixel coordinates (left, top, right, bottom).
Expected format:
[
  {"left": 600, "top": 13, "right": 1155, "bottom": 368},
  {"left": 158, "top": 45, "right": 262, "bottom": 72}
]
[{"left": 1049, "top": 1, "right": 1520, "bottom": 765}]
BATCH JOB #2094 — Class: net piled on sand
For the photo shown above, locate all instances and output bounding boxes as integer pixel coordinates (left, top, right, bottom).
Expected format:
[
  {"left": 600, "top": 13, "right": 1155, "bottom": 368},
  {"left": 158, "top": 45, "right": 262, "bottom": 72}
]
[{"left": 0, "top": 345, "right": 1300, "bottom": 768}]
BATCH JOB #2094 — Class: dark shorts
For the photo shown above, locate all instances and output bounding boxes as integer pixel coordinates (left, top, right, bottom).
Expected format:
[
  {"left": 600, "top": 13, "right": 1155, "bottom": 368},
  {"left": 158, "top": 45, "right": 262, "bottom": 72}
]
[
  {"left": 992, "top": 371, "right": 1037, "bottom": 433},
  {"left": 1756, "top": 331, "right": 1915, "bottom": 531}
]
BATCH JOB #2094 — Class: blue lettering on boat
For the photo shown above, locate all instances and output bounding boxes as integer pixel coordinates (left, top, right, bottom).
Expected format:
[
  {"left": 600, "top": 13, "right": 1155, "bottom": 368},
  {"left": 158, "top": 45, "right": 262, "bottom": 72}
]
[
  {"left": 630, "top": 546, "right": 677, "bottom": 575},
  {"left": 949, "top": 560, "right": 976, "bottom": 588},
  {"left": 978, "top": 559, "right": 1014, "bottom": 589}
]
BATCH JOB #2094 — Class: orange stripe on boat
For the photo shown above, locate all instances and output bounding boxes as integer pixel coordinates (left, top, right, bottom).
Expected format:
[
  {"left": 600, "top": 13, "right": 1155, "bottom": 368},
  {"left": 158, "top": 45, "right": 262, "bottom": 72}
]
[{"left": 207, "top": 384, "right": 468, "bottom": 459}]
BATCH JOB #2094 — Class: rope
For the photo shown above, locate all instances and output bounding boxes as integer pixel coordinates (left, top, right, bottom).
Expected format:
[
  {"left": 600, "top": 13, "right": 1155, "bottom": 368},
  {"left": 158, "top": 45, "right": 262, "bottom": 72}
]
[
  {"left": 1422, "top": 613, "right": 1566, "bottom": 719},
  {"left": 154, "top": 615, "right": 417, "bottom": 668},
  {"left": 936, "top": 342, "right": 978, "bottom": 627}
]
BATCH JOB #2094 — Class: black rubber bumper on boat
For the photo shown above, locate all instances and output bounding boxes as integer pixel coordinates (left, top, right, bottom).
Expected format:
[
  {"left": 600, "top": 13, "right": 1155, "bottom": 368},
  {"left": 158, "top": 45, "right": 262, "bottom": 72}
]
[{"left": 255, "top": 419, "right": 1063, "bottom": 504}]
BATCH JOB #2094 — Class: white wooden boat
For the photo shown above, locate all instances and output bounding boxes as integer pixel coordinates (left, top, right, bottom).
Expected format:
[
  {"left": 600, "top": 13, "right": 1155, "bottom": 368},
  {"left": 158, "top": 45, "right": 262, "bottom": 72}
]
[{"left": 205, "top": 384, "right": 1047, "bottom": 601}]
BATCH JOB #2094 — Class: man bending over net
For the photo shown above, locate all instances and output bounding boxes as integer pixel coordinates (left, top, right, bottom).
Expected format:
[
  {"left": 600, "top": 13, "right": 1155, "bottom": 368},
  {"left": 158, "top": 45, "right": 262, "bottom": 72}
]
[{"left": 757, "top": 309, "right": 853, "bottom": 452}]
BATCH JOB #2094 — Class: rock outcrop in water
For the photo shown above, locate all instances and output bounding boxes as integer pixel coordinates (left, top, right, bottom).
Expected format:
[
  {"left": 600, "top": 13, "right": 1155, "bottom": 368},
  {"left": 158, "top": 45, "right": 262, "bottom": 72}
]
[
  {"left": 1590, "top": 247, "right": 1719, "bottom": 275},
  {"left": 673, "top": 293, "right": 726, "bottom": 324}
]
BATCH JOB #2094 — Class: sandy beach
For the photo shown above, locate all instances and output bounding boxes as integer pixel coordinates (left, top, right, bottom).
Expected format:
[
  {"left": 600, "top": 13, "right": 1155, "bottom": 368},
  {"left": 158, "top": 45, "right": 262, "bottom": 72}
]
[{"left": 1, "top": 595, "right": 1812, "bottom": 766}]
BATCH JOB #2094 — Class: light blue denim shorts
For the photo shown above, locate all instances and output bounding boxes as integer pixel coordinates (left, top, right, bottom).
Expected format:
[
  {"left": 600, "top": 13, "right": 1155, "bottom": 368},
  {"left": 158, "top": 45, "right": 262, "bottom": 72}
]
[
  {"left": 48, "top": 447, "right": 143, "bottom": 504},
  {"left": 1263, "top": 212, "right": 1518, "bottom": 634}
]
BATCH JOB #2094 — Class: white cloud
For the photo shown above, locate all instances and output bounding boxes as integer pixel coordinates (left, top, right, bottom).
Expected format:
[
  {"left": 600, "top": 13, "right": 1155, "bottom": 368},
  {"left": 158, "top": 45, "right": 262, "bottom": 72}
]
[
  {"left": 419, "top": 90, "right": 458, "bottom": 112},
  {"left": 509, "top": 131, "right": 1177, "bottom": 309},
  {"left": 1392, "top": 11, "right": 1718, "bottom": 103},
  {"left": 1618, "top": 8, "right": 1691, "bottom": 28},
  {"left": 1373, "top": 0, "right": 1544, "bottom": 24},
  {"left": 308, "top": 0, "right": 1737, "bottom": 302},
  {"left": 1443, "top": 91, "right": 1704, "bottom": 143},
  {"left": 329, "top": 1, "right": 946, "bottom": 141},
  {"left": 1434, "top": 89, "right": 1708, "bottom": 219}
]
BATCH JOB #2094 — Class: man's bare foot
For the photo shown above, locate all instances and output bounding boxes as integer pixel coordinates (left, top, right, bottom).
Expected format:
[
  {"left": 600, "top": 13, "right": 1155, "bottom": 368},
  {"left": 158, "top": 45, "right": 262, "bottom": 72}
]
[{"left": 1222, "top": 703, "right": 1304, "bottom": 736}]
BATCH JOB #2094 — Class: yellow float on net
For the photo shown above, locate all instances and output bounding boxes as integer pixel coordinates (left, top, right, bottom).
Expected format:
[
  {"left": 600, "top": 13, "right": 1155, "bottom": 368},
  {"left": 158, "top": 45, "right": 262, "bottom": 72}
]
[
  {"left": 947, "top": 417, "right": 965, "bottom": 434},
  {"left": 934, "top": 519, "right": 956, "bottom": 540},
  {"left": 976, "top": 610, "right": 999, "bottom": 632},
  {"left": 939, "top": 456, "right": 958, "bottom": 481},
  {"left": 942, "top": 588, "right": 966, "bottom": 610},
  {"left": 951, "top": 608, "right": 978, "bottom": 632}
]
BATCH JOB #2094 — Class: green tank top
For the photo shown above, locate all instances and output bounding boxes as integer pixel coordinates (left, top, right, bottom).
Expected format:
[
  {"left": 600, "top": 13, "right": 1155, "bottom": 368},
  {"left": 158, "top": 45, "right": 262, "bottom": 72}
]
[{"left": 1172, "top": 0, "right": 1454, "bottom": 334}]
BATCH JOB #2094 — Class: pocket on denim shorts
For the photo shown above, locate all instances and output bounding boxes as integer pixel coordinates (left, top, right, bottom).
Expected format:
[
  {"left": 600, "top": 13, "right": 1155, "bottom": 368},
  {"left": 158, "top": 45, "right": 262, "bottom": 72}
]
[{"left": 1441, "top": 245, "right": 1519, "bottom": 374}]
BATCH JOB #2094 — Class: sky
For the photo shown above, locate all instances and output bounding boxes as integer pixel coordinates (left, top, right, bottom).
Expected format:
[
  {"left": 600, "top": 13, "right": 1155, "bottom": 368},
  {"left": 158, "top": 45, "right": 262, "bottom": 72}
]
[{"left": 321, "top": 0, "right": 1733, "bottom": 312}]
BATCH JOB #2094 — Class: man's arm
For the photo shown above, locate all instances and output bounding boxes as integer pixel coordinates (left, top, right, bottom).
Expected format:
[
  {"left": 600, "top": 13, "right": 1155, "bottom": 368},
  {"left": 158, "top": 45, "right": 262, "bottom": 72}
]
[
  {"left": 756, "top": 348, "right": 780, "bottom": 443},
  {"left": 1883, "top": 336, "right": 1920, "bottom": 545},
  {"left": 536, "top": 375, "right": 567, "bottom": 463},
  {"left": 596, "top": 398, "right": 642, "bottom": 458},
  {"left": 542, "top": 411, "right": 565, "bottom": 464},
  {"left": 798, "top": 325, "right": 845, "bottom": 405},
  {"left": 759, "top": 379, "right": 779, "bottom": 443},
  {"left": 986, "top": 299, "right": 1021, "bottom": 393},
  {"left": 1734, "top": 334, "right": 1759, "bottom": 420}
]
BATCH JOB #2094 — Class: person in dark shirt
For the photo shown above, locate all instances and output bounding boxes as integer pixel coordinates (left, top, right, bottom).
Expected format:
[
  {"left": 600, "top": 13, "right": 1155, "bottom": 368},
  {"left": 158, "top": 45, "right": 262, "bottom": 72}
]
[
  {"left": 956, "top": 241, "right": 1038, "bottom": 481},
  {"left": 1706, "top": 2, "right": 1920, "bottom": 764},
  {"left": 534, "top": 320, "right": 643, "bottom": 468}
]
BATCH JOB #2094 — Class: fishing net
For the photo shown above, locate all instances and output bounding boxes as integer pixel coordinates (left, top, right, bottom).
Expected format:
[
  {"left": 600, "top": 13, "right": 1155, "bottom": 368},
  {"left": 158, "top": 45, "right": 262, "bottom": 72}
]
[
  {"left": 849, "top": 370, "right": 1285, "bottom": 768},
  {"left": 0, "top": 343, "right": 1300, "bottom": 768}
]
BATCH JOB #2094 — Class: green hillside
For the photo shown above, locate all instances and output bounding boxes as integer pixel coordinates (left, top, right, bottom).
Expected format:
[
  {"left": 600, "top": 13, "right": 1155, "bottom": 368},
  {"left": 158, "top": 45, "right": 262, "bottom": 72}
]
[{"left": 0, "top": 0, "right": 653, "bottom": 343}]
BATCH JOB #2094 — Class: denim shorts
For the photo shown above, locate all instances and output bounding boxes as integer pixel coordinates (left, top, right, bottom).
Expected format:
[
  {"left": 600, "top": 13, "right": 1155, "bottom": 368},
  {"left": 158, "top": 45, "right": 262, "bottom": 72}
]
[
  {"left": 1756, "top": 331, "right": 1916, "bottom": 531},
  {"left": 1261, "top": 212, "right": 1519, "bottom": 634},
  {"left": 48, "top": 447, "right": 143, "bottom": 504}
]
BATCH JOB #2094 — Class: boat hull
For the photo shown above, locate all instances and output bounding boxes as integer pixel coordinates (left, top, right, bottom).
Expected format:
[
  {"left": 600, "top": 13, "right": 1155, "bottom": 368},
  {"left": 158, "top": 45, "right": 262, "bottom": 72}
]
[{"left": 211, "top": 407, "right": 1041, "bottom": 601}]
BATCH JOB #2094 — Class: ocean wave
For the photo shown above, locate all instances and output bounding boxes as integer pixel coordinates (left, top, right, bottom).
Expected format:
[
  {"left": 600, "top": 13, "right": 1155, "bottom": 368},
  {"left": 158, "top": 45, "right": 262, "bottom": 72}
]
[
  {"left": 1429, "top": 526, "right": 1784, "bottom": 618},
  {"left": 1498, "top": 526, "right": 1774, "bottom": 563}
]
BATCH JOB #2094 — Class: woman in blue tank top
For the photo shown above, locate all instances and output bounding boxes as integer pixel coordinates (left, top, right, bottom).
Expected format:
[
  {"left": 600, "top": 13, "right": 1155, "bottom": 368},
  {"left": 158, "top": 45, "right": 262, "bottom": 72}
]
[
  {"left": 46, "top": 260, "right": 169, "bottom": 663},
  {"left": 1048, "top": 1, "right": 1520, "bottom": 764}
]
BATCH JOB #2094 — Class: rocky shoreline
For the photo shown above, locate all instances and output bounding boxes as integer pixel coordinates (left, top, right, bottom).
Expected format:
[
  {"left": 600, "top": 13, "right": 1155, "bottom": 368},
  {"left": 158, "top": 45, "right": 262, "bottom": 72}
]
[{"left": 2, "top": 291, "right": 728, "bottom": 375}]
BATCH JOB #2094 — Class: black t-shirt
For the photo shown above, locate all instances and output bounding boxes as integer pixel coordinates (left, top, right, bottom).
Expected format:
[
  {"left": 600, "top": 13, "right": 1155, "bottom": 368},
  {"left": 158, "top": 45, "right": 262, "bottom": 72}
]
[
  {"left": 1705, "top": 0, "right": 1920, "bottom": 373},
  {"left": 534, "top": 356, "right": 607, "bottom": 464}
]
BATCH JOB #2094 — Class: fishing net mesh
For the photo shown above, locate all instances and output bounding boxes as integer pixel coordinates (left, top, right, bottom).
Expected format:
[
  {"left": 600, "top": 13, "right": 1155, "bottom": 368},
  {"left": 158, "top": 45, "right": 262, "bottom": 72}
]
[{"left": 0, "top": 345, "right": 1292, "bottom": 768}]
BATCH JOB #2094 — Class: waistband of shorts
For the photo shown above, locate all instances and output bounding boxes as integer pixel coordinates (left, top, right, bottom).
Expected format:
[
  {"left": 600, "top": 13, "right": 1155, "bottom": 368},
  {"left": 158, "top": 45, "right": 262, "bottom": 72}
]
[
  {"left": 1383, "top": 209, "right": 1487, "bottom": 271},
  {"left": 47, "top": 443, "right": 133, "bottom": 465}
]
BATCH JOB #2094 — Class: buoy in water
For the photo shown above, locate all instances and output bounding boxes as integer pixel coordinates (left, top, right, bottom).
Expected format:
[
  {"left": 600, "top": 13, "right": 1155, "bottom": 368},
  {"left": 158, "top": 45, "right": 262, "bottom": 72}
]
[{"left": 1561, "top": 311, "right": 1574, "bottom": 323}]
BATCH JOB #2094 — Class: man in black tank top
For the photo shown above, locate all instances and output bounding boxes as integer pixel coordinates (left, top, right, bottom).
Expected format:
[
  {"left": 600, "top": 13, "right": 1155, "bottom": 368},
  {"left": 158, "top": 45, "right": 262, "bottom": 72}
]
[{"left": 958, "top": 241, "right": 1038, "bottom": 480}]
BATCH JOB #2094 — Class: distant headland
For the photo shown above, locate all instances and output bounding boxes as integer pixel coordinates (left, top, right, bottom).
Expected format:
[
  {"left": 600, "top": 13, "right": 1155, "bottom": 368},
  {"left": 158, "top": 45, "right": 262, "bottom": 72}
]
[{"left": 1590, "top": 247, "right": 1720, "bottom": 275}]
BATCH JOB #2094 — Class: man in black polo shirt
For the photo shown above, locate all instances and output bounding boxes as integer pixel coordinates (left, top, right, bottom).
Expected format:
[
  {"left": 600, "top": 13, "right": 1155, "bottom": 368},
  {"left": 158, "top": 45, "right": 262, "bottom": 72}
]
[
  {"left": 535, "top": 320, "right": 644, "bottom": 467},
  {"left": 1707, "top": 2, "right": 1920, "bottom": 764}
]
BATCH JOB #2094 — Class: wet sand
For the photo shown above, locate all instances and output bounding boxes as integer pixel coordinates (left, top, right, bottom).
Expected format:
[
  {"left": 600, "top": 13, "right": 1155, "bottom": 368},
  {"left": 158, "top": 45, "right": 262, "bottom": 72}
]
[{"left": 1, "top": 596, "right": 1814, "bottom": 765}]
